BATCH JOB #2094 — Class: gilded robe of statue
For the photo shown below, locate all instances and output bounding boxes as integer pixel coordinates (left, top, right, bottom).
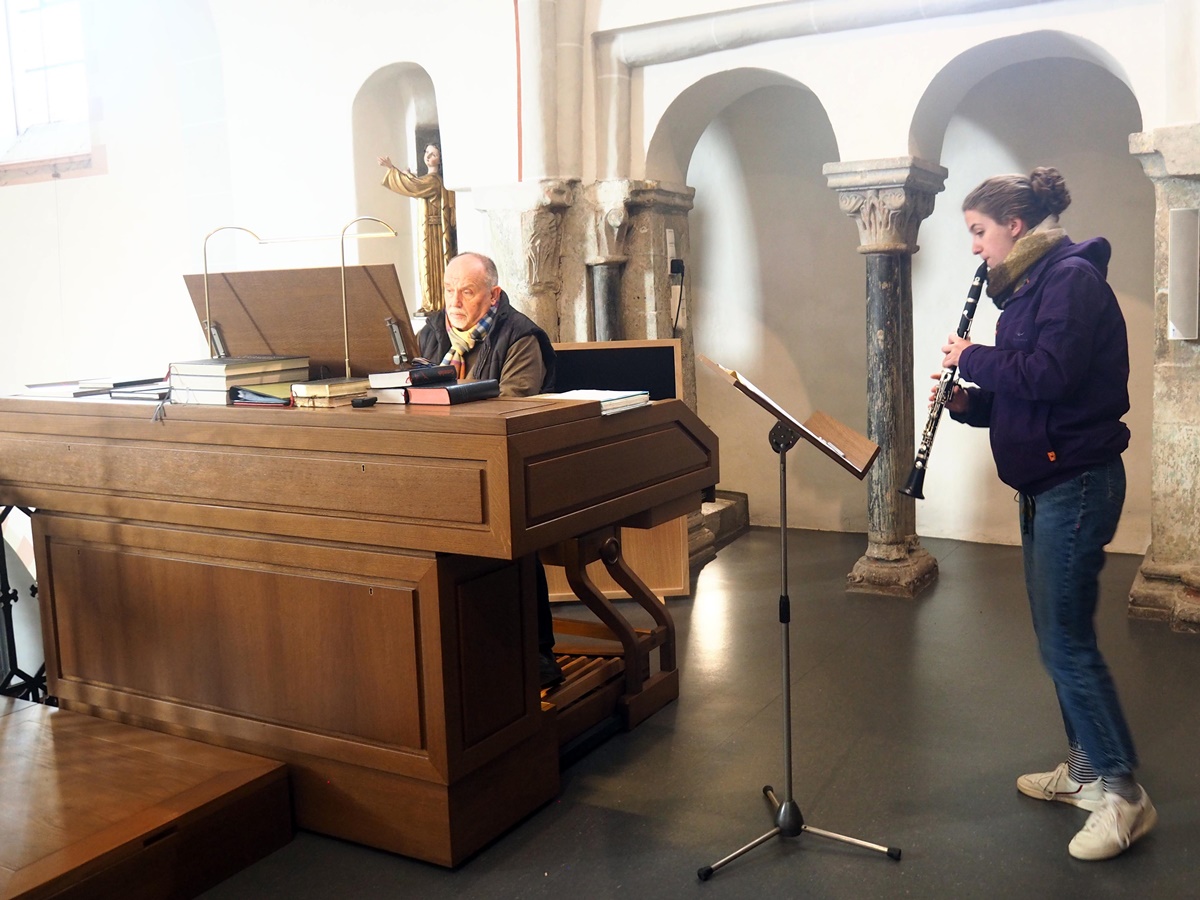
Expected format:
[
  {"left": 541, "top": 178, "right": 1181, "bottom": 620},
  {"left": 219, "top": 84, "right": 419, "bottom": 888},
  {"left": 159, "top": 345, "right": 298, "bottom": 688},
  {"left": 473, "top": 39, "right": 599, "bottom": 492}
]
[{"left": 381, "top": 165, "right": 457, "bottom": 314}]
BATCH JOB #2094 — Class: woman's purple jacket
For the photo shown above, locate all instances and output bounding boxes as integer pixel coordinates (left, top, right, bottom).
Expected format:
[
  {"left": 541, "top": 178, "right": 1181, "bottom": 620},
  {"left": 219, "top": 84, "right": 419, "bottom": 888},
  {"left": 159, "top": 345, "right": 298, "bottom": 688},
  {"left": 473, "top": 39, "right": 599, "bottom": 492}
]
[{"left": 952, "top": 236, "right": 1131, "bottom": 495}]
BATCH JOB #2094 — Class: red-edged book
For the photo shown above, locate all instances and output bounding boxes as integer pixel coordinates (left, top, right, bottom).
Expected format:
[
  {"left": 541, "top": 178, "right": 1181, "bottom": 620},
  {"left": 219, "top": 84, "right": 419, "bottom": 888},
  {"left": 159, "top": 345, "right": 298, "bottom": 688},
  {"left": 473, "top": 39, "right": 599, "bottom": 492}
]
[
  {"left": 367, "top": 364, "right": 457, "bottom": 389},
  {"left": 405, "top": 379, "right": 500, "bottom": 405}
]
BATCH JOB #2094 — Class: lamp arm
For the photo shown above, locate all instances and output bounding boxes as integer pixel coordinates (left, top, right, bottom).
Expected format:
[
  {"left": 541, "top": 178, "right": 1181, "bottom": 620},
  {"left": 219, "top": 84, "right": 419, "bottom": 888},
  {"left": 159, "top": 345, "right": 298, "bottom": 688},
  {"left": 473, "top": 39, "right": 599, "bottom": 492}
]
[
  {"left": 339, "top": 216, "right": 397, "bottom": 378},
  {"left": 202, "top": 226, "right": 261, "bottom": 358}
]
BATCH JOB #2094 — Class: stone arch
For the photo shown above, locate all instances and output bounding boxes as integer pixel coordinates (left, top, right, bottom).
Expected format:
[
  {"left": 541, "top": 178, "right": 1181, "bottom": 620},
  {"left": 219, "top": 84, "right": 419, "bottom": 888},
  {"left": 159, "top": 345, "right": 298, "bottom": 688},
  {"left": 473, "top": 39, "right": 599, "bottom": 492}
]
[
  {"left": 643, "top": 68, "right": 830, "bottom": 186},
  {"left": 665, "top": 72, "right": 870, "bottom": 533},
  {"left": 351, "top": 63, "right": 443, "bottom": 307},
  {"left": 910, "top": 30, "right": 1136, "bottom": 162}
]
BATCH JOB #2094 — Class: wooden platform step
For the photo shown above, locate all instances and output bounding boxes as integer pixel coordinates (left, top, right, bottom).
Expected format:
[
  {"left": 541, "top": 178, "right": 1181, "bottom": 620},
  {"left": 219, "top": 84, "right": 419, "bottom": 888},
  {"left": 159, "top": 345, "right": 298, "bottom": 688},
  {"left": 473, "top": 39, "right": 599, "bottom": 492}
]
[{"left": 0, "top": 698, "right": 291, "bottom": 900}]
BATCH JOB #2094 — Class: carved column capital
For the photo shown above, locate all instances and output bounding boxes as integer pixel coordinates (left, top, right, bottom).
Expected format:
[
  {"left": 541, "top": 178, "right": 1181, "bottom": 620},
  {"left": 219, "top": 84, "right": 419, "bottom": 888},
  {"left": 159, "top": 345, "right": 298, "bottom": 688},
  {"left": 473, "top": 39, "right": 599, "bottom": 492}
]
[
  {"left": 1130, "top": 125, "right": 1200, "bottom": 181},
  {"left": 471, "top": 178, "right": 580, "bottom": 342},
  {"left": 823, "top": 158, "right": 948, "bottom": 254},
  {"left": 582, "top": 179, "right": 695, "bottom": 264}
]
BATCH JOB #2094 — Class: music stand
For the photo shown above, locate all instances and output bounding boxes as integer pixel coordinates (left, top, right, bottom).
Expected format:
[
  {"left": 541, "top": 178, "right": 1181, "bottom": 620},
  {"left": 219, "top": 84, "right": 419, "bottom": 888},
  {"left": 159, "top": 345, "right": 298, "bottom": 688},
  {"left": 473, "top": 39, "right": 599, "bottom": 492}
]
[{"left": 696, "top": 356, "right": 899, "bottom": 881}]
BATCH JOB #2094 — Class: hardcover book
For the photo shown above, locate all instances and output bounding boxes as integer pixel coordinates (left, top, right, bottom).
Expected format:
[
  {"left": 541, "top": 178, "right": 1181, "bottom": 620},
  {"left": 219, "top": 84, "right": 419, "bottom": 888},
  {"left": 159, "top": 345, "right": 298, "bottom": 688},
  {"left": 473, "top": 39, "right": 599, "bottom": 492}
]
[
  {"left": 366, "top": 387, "right": 409, "bottom": 405},
  {"left": 168, "top": 355, "right": 309, "bottom": 377},
  {"left": 169, "top": 386, "right": 234, "bottom": 406},
  {"left": 368, "top": 365, "right": 457, "bottom": 389},
  {"left": 290, "top": 376, "right": 370, "bottom": 399},
  {"left": 294, "top": 394, "right": 357, "bottom": 408},
  {"left": 168, "top": 366, "right": 310, "bottom": 391},
  {"left": 405, "top": 379, "right": 500, "bottom": 406}
]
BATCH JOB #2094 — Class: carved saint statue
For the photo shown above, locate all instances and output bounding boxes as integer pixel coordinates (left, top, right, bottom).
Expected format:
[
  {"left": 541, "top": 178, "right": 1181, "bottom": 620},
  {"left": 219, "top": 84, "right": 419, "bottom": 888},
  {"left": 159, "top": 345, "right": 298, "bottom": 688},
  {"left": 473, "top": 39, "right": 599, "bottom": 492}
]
[{"left": 378, "top": 143, "right": 458, "bottom": 314}]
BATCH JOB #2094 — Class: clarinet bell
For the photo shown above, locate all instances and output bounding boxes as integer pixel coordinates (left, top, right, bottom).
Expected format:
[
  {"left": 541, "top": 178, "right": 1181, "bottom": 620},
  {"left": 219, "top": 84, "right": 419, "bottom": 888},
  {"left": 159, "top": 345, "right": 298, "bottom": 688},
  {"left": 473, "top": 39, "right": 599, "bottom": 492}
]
[{"left": 898, "top": 464, "right": 926, "bottom": 500}]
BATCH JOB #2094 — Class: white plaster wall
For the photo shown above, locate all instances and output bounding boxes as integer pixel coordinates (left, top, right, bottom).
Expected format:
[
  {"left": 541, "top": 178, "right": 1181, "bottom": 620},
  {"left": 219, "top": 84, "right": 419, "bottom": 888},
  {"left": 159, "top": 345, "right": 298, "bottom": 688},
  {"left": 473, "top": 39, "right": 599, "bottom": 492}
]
[
  {"left": 689, "top": 85, "right": 869, "bottom": 533},
  {"left": 592, "top": 0, "right": 767, "bottom": 32},
  {"left": 203, "top": 0, "right": 516, "bottom": 279}
]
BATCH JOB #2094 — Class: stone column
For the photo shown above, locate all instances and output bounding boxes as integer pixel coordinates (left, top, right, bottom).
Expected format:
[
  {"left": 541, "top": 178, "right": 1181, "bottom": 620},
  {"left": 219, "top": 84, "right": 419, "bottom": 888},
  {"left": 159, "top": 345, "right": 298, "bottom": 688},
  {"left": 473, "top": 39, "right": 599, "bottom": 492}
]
[
  {"left": 623, "top": 182, "right": 697, "bottom": 404},
  {"left": 824, "top": 158, "right": 947, "bottom": 597},
  {"left": 568, "top": 179, "right": 698, "bottom": 401},
  {"left": 471, "top": 179, "right": 579, "bottom": 340},
  {"left": 1129, "top": 124, "right": 1200, "bottom": 632},
  {"left": 622, "top": 183, "right": 694, "bottom": 334},
  {"left": 584, "top": 185, "right": 631, "bottom": 342}
]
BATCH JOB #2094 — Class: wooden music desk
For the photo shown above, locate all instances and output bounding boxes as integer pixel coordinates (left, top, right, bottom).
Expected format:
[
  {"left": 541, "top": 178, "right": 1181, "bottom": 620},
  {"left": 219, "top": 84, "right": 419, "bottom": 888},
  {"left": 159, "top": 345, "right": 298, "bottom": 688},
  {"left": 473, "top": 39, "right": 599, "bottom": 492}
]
[{"left": 0, "top": 394, "right": 718, "bottom": 867}]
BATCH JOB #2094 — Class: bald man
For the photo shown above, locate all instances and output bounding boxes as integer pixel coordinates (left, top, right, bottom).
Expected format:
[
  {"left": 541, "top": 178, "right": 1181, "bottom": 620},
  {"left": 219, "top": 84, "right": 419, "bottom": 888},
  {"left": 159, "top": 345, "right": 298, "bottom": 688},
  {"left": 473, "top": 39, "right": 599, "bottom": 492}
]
[{"left": 418, "top": 252, "right": 555, "bottom": 396}]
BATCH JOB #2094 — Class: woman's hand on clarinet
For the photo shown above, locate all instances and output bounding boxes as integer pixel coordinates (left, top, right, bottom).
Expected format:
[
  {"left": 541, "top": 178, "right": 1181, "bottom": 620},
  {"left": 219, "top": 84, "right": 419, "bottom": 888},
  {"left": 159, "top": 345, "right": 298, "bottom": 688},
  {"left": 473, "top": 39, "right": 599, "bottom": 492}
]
[
  {"left": 928, "top": 373, "right": 969, "bottom": 414},
  {"left": 941, "top": 333, "right": 973, "bottom": 369}
]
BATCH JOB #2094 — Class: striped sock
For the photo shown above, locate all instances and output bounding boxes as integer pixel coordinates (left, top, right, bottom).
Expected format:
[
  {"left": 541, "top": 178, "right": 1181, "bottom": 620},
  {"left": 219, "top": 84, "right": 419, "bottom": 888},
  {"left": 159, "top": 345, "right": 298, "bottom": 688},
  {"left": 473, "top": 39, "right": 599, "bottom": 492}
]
[
  {"left": 1067, "top": 742, "right": 1098, "bottom": 784},
  {"left": 1102, "top": 773, "right": 1142, "bottom": 804}
]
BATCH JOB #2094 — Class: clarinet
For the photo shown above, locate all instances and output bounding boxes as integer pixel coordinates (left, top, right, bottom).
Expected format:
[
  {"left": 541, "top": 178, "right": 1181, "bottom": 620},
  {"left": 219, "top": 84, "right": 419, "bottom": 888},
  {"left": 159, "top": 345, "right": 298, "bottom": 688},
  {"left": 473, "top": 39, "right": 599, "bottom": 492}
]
[{"left": 898, "top": 261, "right": 988, "bottom": 500}]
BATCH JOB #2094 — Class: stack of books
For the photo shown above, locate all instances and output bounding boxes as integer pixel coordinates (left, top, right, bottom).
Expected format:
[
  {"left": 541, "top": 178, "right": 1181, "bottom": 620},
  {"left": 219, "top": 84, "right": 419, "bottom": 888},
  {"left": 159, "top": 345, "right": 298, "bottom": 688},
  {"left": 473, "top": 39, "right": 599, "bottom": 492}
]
[
  {"left": 367, "top": 364, "right": 457, "bottom": 405},
  {"left": 368, "top": 378, "right": 500, "bottom": 406},
  {"left": 168, "top": 355, "right": 309, "bottom": 406}
]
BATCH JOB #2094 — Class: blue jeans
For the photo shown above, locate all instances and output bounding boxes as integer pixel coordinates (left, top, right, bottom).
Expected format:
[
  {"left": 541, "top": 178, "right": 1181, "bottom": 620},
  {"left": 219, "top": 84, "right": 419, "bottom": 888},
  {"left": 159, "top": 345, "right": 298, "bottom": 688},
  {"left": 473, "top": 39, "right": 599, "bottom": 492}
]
[{"left": 1019, "top": 457, "right": 1137, "bottom": 776}]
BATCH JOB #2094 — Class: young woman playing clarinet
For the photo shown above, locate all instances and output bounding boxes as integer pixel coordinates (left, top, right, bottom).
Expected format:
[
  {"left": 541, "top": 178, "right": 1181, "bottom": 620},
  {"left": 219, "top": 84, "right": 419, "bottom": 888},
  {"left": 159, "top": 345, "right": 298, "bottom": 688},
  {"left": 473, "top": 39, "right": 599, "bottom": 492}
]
[{"left": 939, "top": 166, "right": 1153, "bottom": 861}]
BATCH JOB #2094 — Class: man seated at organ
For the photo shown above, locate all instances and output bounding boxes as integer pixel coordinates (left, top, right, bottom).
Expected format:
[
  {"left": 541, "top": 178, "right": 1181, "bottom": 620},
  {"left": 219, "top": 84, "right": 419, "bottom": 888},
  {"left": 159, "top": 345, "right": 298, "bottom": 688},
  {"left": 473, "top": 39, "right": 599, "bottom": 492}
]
[{"left": 419, "top": 251, "right": 563, "bottom": 686}]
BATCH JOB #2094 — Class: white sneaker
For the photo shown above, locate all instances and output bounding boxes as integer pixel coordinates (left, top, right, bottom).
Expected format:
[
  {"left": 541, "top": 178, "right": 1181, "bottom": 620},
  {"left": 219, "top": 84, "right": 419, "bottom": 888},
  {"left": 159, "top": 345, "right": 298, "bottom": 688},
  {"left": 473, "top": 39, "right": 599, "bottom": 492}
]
[
  {"left": 1017, "top": 762, "right": 1105, "bottom": 812},
  {"left": 1068, "top": 788, "right": 1157, "bottom": 861}
]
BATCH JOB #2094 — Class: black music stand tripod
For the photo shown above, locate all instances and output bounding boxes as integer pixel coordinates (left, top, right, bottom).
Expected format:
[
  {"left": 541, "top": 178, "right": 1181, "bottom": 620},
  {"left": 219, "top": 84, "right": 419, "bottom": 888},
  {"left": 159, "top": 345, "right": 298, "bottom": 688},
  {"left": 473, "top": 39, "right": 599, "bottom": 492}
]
[{"left": 696, "top": 377, "right": 900, "bottom": 880}]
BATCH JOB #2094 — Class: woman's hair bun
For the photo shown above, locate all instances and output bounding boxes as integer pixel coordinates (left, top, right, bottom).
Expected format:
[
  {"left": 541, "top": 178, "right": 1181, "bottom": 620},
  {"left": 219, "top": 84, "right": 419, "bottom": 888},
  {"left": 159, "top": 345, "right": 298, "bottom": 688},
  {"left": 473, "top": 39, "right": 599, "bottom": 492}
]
[{"left": 1030, "top": 166, "right": 1071, "bottom": 217}]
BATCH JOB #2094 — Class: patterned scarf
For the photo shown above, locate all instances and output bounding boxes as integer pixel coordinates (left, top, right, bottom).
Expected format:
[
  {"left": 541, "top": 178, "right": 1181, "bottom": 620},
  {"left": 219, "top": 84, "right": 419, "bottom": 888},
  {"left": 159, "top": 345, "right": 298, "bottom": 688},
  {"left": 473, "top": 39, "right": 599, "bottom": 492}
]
[
  {"left": 986, "top": 219, "right": 1069, "bottom": 307},
  {"left": 442, "top": 301, "right": 500, "bottom": 379}
]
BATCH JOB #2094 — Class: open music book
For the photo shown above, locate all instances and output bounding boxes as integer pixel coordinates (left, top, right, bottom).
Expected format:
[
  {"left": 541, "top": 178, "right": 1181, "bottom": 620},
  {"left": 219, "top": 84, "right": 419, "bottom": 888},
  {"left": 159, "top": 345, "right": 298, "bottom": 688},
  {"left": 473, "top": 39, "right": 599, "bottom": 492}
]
[
  {"left": 534, "top": 388, "right": 650, "bottom": 414},
  {"left": 698, "top": 354, "right": 879, "bottom": 479}
]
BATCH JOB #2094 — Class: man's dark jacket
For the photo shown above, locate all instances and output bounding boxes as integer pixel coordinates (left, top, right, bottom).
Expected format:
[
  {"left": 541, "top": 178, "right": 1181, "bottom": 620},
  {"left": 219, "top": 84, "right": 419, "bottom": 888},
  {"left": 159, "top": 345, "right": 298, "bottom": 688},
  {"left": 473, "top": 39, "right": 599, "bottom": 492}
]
[{"left": 418, "top": 290, "right": 556, "bottom": 392}]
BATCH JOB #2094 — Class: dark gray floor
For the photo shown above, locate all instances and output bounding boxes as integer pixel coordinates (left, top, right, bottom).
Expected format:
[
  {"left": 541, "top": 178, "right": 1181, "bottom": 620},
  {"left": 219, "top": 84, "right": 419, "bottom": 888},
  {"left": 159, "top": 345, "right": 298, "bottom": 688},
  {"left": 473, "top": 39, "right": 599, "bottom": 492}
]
[{"left": 202, "top": 529, "right": 1198, "bottom": 899}]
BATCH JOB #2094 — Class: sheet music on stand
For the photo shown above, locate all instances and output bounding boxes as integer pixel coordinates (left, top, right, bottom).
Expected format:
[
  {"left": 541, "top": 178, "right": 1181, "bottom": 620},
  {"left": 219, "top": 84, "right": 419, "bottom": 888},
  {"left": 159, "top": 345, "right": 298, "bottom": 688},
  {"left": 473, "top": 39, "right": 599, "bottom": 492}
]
[{"left": 698, "top": 355, "right": 879, "bottom": 479}]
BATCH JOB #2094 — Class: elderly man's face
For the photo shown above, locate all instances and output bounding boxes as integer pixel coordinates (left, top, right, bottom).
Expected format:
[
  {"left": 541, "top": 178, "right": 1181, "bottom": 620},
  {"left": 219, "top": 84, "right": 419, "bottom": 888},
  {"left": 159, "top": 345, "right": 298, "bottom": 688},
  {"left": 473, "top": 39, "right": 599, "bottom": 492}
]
[{"left": 444, "top": 256, "right": 500, "bottom": 331}]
